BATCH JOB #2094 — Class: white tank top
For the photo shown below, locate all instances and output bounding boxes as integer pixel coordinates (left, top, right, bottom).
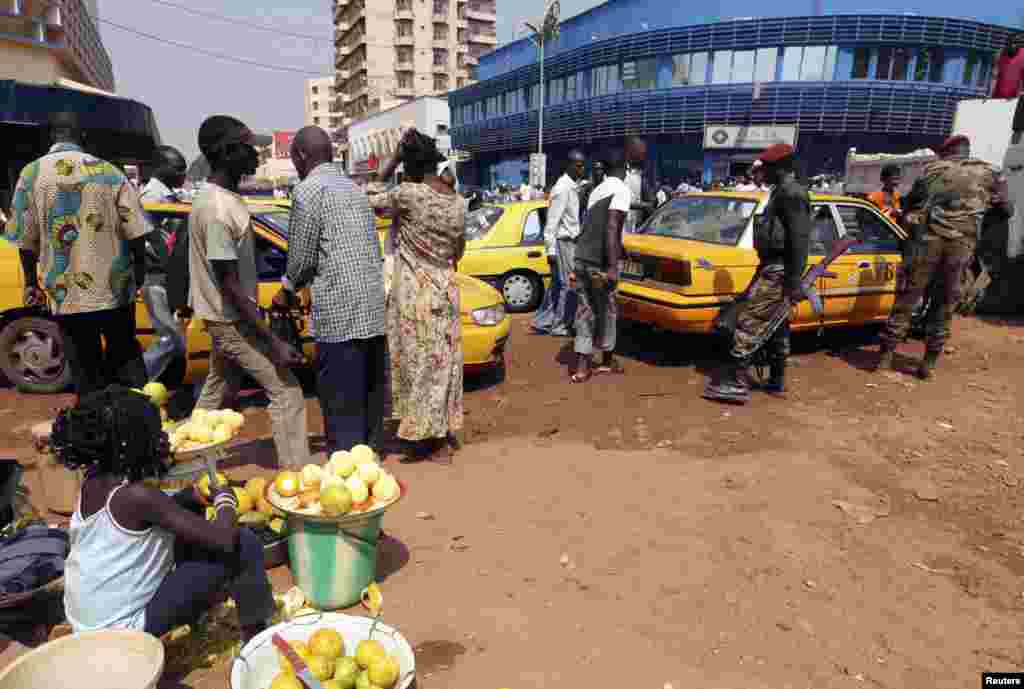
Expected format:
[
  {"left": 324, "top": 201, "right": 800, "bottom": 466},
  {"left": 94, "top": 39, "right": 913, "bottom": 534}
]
[{"left": 64, "top": 482, "right": 176, "bottom": 632}]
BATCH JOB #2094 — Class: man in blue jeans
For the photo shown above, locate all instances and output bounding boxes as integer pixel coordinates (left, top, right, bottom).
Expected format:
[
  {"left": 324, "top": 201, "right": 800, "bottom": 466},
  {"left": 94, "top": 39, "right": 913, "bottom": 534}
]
[{"left": 276, "top": 126, "right": 387, "bottom": 453}]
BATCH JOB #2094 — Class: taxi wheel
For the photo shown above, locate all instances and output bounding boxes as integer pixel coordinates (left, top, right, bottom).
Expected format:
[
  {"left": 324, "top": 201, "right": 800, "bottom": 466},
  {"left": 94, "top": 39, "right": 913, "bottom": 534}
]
[
  {"left": 501, "top": 272, "right": 542, "bottom": 313},
  {"left": 0, "top": 316, "right": 73, "bottom": 394}
]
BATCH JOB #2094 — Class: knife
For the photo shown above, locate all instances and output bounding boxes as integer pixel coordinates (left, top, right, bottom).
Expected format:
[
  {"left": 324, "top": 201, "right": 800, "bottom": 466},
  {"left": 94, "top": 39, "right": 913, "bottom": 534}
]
[{"left": 271, "top": 633, "right": 326, "bottom": 689}]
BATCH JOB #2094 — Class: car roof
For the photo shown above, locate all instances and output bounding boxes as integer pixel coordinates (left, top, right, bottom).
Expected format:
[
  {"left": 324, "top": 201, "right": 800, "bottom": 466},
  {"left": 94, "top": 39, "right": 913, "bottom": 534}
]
[
  {"left": 142, "top": 201, "right": 283, "bottom": 214},
  {"left": 679, "top": 191, "right": 878, "bottom": 205}
]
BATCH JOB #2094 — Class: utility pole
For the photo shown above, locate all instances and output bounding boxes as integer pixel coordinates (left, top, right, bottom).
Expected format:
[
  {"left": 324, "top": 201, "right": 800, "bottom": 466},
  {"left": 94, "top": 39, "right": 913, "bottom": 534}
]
[{"left": 524, "top": 0, "right": 561, "bottom": 157}]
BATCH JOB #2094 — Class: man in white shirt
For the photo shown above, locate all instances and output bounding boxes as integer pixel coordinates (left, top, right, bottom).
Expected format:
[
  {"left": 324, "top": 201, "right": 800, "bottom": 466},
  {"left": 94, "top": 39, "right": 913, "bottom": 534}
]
[
  {"left": 623, "top": 136, "right": 653, "bottom": 233},
  {"left": 569, "top": 149, "right": 631, "bottom": 382},
  {"left": 532, "top": 150, "right": 585, "bottom": 336}
]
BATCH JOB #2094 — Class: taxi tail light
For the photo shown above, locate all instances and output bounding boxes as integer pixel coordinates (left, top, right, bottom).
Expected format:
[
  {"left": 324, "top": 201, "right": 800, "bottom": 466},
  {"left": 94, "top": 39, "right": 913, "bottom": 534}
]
[{"left": 655, "top": 257, "right": 693, "bottom": 287}]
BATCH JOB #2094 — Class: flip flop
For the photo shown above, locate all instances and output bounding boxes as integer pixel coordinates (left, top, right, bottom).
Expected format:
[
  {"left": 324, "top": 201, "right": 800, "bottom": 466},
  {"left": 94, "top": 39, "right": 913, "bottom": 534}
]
[{"left": 594, "top": 359, "right": 625, "bottom": 375}]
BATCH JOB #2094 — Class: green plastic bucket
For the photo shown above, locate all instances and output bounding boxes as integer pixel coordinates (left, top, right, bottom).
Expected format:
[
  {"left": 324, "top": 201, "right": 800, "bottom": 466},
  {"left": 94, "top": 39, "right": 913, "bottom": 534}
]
[{"left": 286, "top": 510, "right": 383, "bottom": 610}]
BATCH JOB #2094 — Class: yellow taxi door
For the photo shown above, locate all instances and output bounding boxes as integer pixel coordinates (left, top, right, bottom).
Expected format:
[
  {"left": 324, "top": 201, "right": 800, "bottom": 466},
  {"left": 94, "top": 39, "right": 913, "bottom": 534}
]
[
  {"left": 805, "top": 204, "right": 853, "bottom": 325},
  {"left": 833, "top": 204, "right": 903, "bottom": 324}
]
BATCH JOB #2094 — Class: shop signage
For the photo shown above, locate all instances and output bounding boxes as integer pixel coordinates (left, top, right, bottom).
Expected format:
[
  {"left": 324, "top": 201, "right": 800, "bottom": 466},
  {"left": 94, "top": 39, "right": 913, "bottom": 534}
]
[{"left": 703, "top": 124, "right": 798, "bottom": 150}]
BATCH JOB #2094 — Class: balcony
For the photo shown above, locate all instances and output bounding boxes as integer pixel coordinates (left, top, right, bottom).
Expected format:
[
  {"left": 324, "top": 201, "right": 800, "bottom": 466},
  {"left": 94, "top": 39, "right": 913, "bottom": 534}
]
[
  {"left": 395, "top": 60, "right": 414, "bottom": 72},
  {"left": 336, "top": 68, "right": 350, "bottom": 80},
  {"left": 467, "top": 31, "right": 497, "bottom": 45},
  {"left": 466, "top": 3, "right": 496, "bottom": 21},
  {"left": 334, "top": 23, "right": 349, "bottom": 42},
  {"left": 394, "top": 8, "right": 414, "bottom": 20},
  {"left": 456, "top": 18, "right": 467, "bottom": 29},
  {"left": 432, "top": 63, "right": 449, "bottom": 74},
  {"left": 433, "top": 13, "right": 449, "bottom": 23},
  {"left": 394, "top": 87, "right": 415, "bottom": 98},
  {"left": 394, "top": 34, "right": 414, "bottom": 46},
  {"left": 463, "top": 54, "right": 478, "bottom": 65},
  {"left": 433, "top": 39, "right": 450, "bottom": 49},
  {"left": 456, "top": 43, "right": 468, "bottom": 53}
]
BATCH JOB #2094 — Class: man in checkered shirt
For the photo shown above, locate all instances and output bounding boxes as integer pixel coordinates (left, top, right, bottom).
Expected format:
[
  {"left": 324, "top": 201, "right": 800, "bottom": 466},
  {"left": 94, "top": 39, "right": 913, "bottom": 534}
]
[{"left": 276, "top": 127, "right": 387, "bottom": 453}]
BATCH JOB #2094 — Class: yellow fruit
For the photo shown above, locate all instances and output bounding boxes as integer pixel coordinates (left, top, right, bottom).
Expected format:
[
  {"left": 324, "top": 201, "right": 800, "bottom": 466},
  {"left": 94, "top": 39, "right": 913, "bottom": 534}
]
[
  {"left": 232, "top": 487, "right": 253, "bottom": 514},
  {"left": 350, "top": 445, "right": 376, "bottom": 465},
  {"left": 356, "top": 462, "right": 380, "bottom": 486},
  {"left": 258, "top": 496, "right": 275, "bottom": 516},
  {"left": 320, "top": 484, "right": 353, "bottom": 517},
  {"left": 298, "top": 488, "right": 321, "bottom": 509},
  {"left": 301, "top": 464, "right": 324, "bottom": 490},
  {"left": 354, "top": 670, "right": 373, "bottom": 689},
  {"left": 330, "top": 451, "right": 357, "bottom": 478},
  {"left": 142, "top": 381, "right": 169, "bottom": 406},
  {"left": 367, "top": 655, "right": 400, "bottom": 689},
  {"left": 307, "top": 654, "right": 335, "bottom": 681},
  {"left": 371, "top": 474, "right": 399, "bottom": 503},
  {"left": 354, "top": 640, "right": 386, "bottom": 669},
  {"left": 344, "top": 476, "right": 369, "bottom": 504},
  {"left": 212, "top": 425, "right": 232, "bottom": 444},
  {"left": 278, "top": 641, "right": 312, "bottom": 674},
  {"left": 333, "top": 657, "right": 360, "bottom": 689},
  {"left": 270, "top": 673, "right": 304, "bottom": 689},
  {"left": 269, "top": 517, "right": 285, "bottom": 534},
  {"left": 204, "top": 506, "right": 215, "bottom": 521},
  {"left": 323, "top": 681, "right": 346, "bottom": 689},
  {"left": 245, "top": 477, "right": 268, "bottom": 503},
  {"left": 275, "top": 471, "right": 301, "bottom": 498},
  {"left": 189, "top": 424, "right": 213, "bottom": 444},
  {"left": 190, "top": 408, "right": 209, "bottom": 424},
  {"left": 196, "top": 472, "right": 228, "bottom": 499}
]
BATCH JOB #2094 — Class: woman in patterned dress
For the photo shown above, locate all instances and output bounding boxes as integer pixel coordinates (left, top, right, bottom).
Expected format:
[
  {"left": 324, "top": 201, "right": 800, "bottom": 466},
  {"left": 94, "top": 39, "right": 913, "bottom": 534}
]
[{"left": 368, "top": 130, "right": 467, "bottom": 462}]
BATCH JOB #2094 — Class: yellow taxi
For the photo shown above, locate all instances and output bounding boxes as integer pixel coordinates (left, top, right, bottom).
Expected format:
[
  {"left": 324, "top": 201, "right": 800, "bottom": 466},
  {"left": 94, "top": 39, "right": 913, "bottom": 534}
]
[
  {"left": 0, "top": 201, "right": 511, "bottom": 393},
  {"left": 617, "top": 192, "right": 906, "bottom": 334}
]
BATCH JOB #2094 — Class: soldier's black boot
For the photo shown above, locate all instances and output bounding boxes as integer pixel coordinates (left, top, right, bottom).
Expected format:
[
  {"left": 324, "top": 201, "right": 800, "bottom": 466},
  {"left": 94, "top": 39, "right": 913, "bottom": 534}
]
[
  {"left": 764, "top": 359, "right": 786, "bottom": 394},
  {"left": 703, "top": 359, "right": 751, "bottom": 404},
  {"left": 917, "top": 350, "right": 940, "bottom": 380}
]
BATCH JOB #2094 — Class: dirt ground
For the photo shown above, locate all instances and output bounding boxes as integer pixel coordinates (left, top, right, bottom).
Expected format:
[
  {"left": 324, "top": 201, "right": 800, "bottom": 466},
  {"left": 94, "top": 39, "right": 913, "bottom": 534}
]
[{"left": 1, "top": 313, "right": 1023, "bottom": 688}]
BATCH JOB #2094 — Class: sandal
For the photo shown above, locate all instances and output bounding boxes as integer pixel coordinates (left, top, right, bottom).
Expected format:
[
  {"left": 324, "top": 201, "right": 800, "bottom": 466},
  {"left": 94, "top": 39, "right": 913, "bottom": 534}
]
[
  {"left": 594, "top": 358, "right": 625, "bottom": 375},
  {"left": 570, "top": 371, "right": 591, "bottom": 384}
]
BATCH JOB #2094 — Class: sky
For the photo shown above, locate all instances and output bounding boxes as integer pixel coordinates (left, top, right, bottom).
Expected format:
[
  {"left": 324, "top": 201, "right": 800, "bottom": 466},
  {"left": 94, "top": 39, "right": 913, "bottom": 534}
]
[{"left": 98, "top": 0, "right": 1021, "bottom": 163}]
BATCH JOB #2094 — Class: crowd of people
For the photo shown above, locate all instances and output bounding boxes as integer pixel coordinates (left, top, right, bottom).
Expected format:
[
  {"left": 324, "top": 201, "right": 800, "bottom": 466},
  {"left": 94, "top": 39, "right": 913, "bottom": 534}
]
[{"left": 0, "top": 71, "right": 1018, "bottom": 645}]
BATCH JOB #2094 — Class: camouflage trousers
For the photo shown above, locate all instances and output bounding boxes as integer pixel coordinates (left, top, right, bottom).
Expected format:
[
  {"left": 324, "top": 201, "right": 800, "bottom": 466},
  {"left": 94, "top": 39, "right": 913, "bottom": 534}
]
[
  {"left": 881, "top": 234, "right": 973, "bottom": 354},
  {"left": 731, "top": 265, "right": 791, "bottom": 362},
  {"left": 573, "top": 262, "right": 617, "bottom": 356}
]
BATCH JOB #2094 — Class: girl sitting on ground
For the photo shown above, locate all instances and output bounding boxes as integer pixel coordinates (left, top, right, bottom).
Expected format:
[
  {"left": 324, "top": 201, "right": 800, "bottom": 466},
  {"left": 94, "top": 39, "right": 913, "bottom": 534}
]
[{"left": 53, "top": 386, "right": 274, "bottom": 642}]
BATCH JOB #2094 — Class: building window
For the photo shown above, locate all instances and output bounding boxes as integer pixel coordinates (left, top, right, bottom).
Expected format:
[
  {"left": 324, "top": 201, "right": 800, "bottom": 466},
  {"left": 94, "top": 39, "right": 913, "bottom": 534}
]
[
  {"left": 622, "top": 58, "right": 658, "bottom": 91},
  {"left": 313, "top": 101, "right": 319, "bottom": 110},
  {"left": 314, "top": 117, "right": 321, "bottom": 124},
  {"left": 434, "top": 24, "right": 448, "bottom": 41},
  {"left": 312, "top": 85, "right": 319, "bottom": 95},
  {"left": 783, "top": 46, "right": 835, "bottom": 81},
  {"left": 963, "top": 50, "right": 980, "bottom": 85},
  {"left": 433, "top": 48, "right": 448, "bottom": 66},
  {"left": 396, "top": 20, "right": 412, "bottom": 36},
  {"left": 852, "top": 48, "right": 870, "bottom": 79},
  {"left": 433, "top": 0, "right": 448, "bottom": 16},
  {"left": 914, "top": 48, "right": 945, "bottom": 82},
  {"left": 397, "top": 46, "right": 413, "bottom": 63},
  {"left": 732, "top": 50, "right": 756, "bottom": 83},
  {"left": 755, "top": 48, "right": 777, "bottom": 82},
  {"left": 458, "top": 28, "right": 466, "bottom": 43},
  {"left": 434, "top": 75, "right": 449, "bottom": 92},
  {"left": 565, "top": 72, "right": 578, "bottom": 101},
  {"left": 398, "top": 74, "right": 413, "bottom": 88},
  {"left": 591, "top": 64, "right": 620, "bottom": 96},
  {"left": 711, "top": 51, "right": 732, "bottom": 84},
  {"left": 529, "top": 83, "right": 541, "bottom": 108},
  {"left": 548, "top": 77, "right": 565, "bottom": 104}
]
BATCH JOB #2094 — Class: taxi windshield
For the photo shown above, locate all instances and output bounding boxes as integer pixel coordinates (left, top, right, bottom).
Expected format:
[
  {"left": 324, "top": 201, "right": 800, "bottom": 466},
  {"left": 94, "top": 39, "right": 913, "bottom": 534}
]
[
  {"left": 640, "top": 196, "right": 757, "bottom": 246},
  {"left": 256, "top": 210, "right": 291, "bottom": 237}
]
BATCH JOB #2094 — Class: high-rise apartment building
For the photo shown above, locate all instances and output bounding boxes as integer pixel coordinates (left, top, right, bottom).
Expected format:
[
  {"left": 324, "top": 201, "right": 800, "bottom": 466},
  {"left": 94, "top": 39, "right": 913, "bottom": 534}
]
[
  {"left": 305, "top": 76, "right": 342, "bottom": 129},
  {"left": 0, "top": 0, "right": 115, "bottom": 92},
  {"left": 333, "top": 0, "right": 496, "bottom": 127}
]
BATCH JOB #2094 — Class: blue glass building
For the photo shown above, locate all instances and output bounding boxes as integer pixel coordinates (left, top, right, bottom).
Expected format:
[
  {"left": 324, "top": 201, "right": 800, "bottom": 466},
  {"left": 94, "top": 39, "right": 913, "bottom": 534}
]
[{"left": 449, "top": 6, "right": 1017, "bottom": 187}]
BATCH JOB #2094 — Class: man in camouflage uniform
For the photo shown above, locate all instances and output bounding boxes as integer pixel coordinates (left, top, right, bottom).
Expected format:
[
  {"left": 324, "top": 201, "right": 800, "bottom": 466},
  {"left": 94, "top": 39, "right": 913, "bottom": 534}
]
[
  {"left": 704, "top": 144, "right": 811, "bottom": 404},
  {"left": 876, "top": 135, "right": 1012, "bottom": 379}
]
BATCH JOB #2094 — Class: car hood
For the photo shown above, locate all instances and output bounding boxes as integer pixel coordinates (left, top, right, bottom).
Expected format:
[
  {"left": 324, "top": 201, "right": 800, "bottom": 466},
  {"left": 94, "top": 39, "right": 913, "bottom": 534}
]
[
  {"left": 623, "top": 234, "right": 756, "bottom": 269},
  {"left": 455, "top": 273, "right": 503, "bottom": 310}
]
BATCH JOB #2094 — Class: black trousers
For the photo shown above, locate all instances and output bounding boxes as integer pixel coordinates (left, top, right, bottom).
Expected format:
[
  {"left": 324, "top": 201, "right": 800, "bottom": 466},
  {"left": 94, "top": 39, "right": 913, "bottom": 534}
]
[
  {"left": 58, "top": 306, "right": 147, "bottom": 398},
  {"left": 316, "top": 335, "right": 387, "bottom": 454}
]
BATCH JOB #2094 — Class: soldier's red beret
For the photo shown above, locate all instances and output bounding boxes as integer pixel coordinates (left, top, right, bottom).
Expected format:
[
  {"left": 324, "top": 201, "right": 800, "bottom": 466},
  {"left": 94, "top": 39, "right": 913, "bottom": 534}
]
[
  {"left": 756, "top": 143, "right": 795, "bottom": 164},
  {"left": 938, "top": 134, "right": 969, "bottom": 153}
]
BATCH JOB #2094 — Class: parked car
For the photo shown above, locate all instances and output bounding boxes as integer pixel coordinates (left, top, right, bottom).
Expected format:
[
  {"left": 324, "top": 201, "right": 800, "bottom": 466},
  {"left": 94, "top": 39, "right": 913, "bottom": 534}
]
[
  {"left": 617, "top": 191, "right": 907, "bottom": 334},
  {"left": 0, "top": 202, "right": 511, "bottom": 393}
]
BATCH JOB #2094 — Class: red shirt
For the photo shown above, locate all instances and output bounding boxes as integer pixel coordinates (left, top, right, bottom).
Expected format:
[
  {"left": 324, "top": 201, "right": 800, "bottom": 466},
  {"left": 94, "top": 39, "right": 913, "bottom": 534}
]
[{"left": 993, "top": 50, "right": 1024, "bottom": 99}]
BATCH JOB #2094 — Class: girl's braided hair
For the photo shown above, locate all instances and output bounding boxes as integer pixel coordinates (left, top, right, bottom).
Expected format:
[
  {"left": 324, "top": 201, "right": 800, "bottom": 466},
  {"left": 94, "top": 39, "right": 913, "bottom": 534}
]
[
  {"left": 50, "top": 386, "right": 171, "bottom": 481},
  {"left": 402, "top": 130, "right": 446, "bottom": 182}
]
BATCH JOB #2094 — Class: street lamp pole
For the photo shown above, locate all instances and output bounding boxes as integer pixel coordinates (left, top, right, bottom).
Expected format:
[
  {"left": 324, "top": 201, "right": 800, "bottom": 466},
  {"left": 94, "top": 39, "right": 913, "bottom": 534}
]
[{"left": 524, "top": 1, "right": 560, "bottom": 158}]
